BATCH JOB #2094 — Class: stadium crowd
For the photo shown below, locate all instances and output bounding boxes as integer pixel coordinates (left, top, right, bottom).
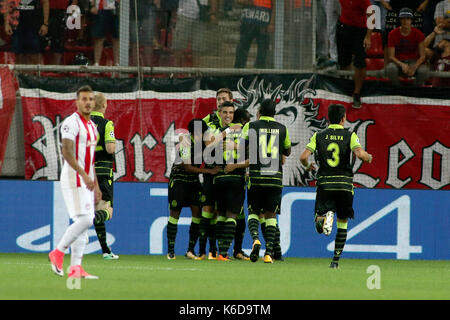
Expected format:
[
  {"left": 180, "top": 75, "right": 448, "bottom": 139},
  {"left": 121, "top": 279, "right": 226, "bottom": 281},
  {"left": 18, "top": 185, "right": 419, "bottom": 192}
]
[{"left": 0, "top": 0, "right": 448, "bottom": 88}]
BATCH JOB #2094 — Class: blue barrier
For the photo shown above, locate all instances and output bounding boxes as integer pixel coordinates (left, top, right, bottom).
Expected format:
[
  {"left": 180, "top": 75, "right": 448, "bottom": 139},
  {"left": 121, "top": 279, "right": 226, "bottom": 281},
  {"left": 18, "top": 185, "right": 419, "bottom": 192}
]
[{"left": 0, "top": 180, "right": 448, "bottom": 260}]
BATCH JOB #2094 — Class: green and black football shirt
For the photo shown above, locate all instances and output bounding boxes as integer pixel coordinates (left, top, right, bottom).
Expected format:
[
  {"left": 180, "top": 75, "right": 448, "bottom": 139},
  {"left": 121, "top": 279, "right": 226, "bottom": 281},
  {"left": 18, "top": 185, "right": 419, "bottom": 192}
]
[
  {"left": 213, "top": 122, "right": 247, "bottom": 183},
  {"left": 170, "top": 135, "right": 202, "bottom": 184},
  {"left": 306, "top": 124, "right": 362, "bottom": 193},
  {"left": 242, "top": 116, "right": 291, "bottom": 188},
  {"left": 91, "top": 111, "right": 115, "bottom": 178}
]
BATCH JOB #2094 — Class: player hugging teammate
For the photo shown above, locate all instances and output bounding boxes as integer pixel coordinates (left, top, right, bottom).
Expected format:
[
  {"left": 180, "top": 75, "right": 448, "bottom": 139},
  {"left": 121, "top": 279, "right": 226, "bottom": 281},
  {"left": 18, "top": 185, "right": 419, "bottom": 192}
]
[
  {"left": 165, "top": 94, "right": 374, "bottom": 269},
  {"left": 166, "top": 88, "right": 293, "bottom": 263}
]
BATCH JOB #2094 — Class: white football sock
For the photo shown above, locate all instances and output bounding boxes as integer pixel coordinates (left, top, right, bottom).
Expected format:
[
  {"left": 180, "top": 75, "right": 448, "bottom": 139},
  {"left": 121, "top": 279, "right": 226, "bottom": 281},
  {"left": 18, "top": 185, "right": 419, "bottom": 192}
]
[
  {"left": 57, "top": 214, "right": 93, "bottom": 252},
  {"left": 70, "top": 230, "right": 88, "bottom": 266}
]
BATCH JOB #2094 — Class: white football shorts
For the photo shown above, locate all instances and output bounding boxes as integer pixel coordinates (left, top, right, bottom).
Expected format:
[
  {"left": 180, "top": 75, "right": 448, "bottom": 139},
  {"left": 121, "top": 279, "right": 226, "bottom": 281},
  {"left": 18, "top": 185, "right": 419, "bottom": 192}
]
[{"left": 61, "top": 184, "right": 95, "bottom": 220}]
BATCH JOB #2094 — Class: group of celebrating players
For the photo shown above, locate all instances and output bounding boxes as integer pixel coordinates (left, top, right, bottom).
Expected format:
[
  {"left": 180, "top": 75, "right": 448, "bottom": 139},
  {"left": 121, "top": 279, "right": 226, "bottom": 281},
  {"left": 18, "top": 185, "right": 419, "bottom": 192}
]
[
  {"left": 166, "top": 88, "right": 291, "bottom": 263},
  {"left": 166, "top": 87, "right": 373, "bottom": 267},
  {"left": 48, "top": 84, "right": 374, "bottom": 280}
]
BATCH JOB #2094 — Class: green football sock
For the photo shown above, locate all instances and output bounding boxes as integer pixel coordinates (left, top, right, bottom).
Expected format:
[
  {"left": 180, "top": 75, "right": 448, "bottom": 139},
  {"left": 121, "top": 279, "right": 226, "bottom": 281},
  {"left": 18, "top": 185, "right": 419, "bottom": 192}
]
[
  {"left": 260, "top": 217, "right": 267, "bottom": 243},
  {"left": 94, "top": 209, "right": 110, "bottom": 224},
  {"left": 167, "top": 216, "right": 178, "bottom": 254},
  {"left": 333, "top": 221, "right": 348, "bottom": 262},
  {"left": 187, "top": 217, "right": 201, "bottom": 253},
  {"left": 219, "top": 218, "right": 236, "bottom": 256},
  {"left": 94, "top": 220, "right": 110, "bottom": 254},
  {"left": 208, "top": 218, "right": 217, "bottom": 254},
  {"left": 199, "top": 211, "right": 213, "bottom": 255},
  {"left": 264, "top": 218, "right": 277, "bottom": 256},
  {"left": 247, "top": 214, "right": 260, "bottom": 241},
  {"left": 233, "top": 217, "right": 246, "bottom": 254},
  {"left": 273, "top": 224, "right": 282, "bottom": 258},
  {"left": 216, "top": 216, "right": 227, "bottom": 255}
]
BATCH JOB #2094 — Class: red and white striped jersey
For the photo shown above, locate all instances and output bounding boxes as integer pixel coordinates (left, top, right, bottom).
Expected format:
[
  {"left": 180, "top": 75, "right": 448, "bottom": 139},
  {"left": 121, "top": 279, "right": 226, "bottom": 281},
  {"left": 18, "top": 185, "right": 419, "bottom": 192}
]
[{"left": 60, "top": 112, "right": 98, "bottom": 188}]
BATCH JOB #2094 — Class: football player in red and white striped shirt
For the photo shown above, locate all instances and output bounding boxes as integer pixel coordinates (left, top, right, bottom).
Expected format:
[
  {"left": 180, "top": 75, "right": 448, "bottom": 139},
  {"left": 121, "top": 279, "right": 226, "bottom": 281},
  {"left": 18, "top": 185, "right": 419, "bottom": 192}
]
[{"left": 49, "top": 85, "right": 102, "bottom": 279}]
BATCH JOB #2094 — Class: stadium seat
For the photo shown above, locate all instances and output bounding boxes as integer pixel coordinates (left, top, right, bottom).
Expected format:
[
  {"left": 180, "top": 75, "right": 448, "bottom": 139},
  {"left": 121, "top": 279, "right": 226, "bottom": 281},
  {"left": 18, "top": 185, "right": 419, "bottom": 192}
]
[
  {"left": 366, "top": 31, "right": 384, "bottom": 58},
  {"left": 365, "top": 58, "right": 388, "bottom": 81},
  {"left": 0, "top": 52, "right": 15, "bottom": 64},
  {"left": 365, "top": 58, "right": 385, "bottom": 71}
]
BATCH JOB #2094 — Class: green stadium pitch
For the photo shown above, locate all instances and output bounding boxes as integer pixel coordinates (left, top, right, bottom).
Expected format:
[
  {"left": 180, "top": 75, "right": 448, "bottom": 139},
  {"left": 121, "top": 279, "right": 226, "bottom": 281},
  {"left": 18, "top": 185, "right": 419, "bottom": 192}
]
[{"left": 0, "top": 253, "right": 448, "bottom": 300}]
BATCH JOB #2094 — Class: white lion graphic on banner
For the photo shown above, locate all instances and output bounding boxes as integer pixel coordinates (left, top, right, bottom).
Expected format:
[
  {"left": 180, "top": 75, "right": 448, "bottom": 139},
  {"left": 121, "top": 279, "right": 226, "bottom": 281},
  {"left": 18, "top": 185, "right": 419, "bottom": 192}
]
[{"left": 234, "top": 77, "right": 379, "bottom": 188}]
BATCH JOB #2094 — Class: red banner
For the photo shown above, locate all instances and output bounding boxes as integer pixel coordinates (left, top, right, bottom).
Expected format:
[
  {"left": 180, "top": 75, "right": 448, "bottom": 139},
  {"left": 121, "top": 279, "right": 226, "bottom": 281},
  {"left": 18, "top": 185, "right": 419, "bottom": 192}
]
[
  {"left": 21, "top": 92, "right": 215, "bottom": 182},
  {"left": 0, "top": 67, "right": 17, "bottom": 174},
  {"left": 19, "top": 75, "right": 450, "bottom": 190},
  {"left": 312, "top": 92, "right": 450, "bottom": 190}
]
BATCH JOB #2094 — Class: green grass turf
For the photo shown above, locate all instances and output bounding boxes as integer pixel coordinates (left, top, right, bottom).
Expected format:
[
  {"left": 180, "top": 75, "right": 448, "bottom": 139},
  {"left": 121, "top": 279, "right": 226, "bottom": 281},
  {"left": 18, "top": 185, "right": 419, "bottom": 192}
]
[{"left": 0, "top": 253, "right": 448, "bottom": 300}]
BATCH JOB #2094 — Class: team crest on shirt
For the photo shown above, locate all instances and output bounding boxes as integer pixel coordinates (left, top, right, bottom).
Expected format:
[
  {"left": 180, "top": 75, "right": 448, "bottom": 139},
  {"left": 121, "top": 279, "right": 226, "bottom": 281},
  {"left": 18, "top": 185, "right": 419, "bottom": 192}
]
[
  {"left": 235, "top": 77, "right": 378, "bottom": 187},
  {"left": 62, "top": 125, "right": 70, "bottom": 133},
  {"left": 180, "top": 147, "right": 189, "bottom": 159}
]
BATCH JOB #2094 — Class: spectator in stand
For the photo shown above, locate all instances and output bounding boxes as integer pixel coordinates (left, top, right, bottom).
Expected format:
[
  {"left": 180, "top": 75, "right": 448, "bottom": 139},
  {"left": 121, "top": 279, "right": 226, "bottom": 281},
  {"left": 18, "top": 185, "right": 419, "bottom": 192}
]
[
  {"left": 324, "top": 0, "right": 341, "bottom": 68},
  {"left": 234, "top": 0, "right": 275, "bottom": 69},
  {"left": 285, "top": 0, "right": 324, "bottom": 70},
  {"left": 423, "top": 0, "right": 441, "bottom": 36},
  {"left": 336, "top": 0, "right": 373, "bottom": 109},
  {"left": 129, "top": 0, "right": 159, "bottom": 67},
  {"left": 90, "top": 0, "right": 119, "bottom": 66},
  {"left": 383, "top": 0, "right": 429, "bottom": 45},
  {"left": 371, "top": 0, "right": 387, "bottom": 31},
  {"left": 386, "top": 8, "right": 428, "bottom": 86},
  {"left": 285, "top": 0, "right": 339, "bottom": 70},
  {"left": 316, "top": 0, "right": 330, "bottom": 68},
  {"left": 4, "top": 0, "right": 49, "bottom": 65},
  {"left": 434, "top": 0, "right": 450, "bottom": 44},
  {"left": 172, "top": 0, "right": 218, "bottom": 67},
  {"left": 48, "top": 0, "right": 69, "bottom": 65},
  {"left": 424, "top": 24, "right": 450, "bottom": 86},
  {"left": 158, "top": 0, "right": 178, "bottom": 48},
  {"left": 285, "top": 0, "right": 311, "bottom": 70},
  {"left": 71, "top": 0, "right": 91, "bottom": 46},
  {"left": 1, "top": 0, "right": 20, "bottom": 48}
]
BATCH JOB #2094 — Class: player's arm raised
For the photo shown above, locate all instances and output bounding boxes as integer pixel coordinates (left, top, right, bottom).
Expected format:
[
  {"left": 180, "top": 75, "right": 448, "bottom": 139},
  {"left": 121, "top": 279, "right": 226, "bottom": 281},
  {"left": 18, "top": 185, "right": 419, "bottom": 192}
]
[{"left": 61, "top": 138, "right": 95, "bottom": 190}]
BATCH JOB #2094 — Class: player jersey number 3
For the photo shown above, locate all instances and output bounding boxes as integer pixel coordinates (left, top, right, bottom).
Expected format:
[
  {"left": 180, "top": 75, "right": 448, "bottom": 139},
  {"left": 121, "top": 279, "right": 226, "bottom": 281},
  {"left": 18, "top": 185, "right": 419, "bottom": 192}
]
[{"left": 326, "top": 142, "right": 340, "bottom": 167}]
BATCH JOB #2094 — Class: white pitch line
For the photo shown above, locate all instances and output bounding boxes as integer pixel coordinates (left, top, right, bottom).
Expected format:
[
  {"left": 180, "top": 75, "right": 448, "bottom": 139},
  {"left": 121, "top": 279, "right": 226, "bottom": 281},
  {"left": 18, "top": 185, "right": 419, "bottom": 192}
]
[{"left": 0, "top": 261, "right": 201, "bottom": 272}]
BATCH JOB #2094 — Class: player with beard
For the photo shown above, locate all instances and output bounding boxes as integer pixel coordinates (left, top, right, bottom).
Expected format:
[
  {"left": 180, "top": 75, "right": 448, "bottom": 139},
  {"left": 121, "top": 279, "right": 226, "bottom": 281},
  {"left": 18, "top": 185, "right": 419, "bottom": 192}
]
[
  {"left": 211, "top": 105, "right": 252, "bottom": 261},
  {"left": 200, "top": 102, "right": 242, "bottom": 261},
  {"left": 198, "top": 88, "right": 235, "bottom": 260},
  {"left": 48, "top": 85, "right": 101, "bottom": 279}
]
